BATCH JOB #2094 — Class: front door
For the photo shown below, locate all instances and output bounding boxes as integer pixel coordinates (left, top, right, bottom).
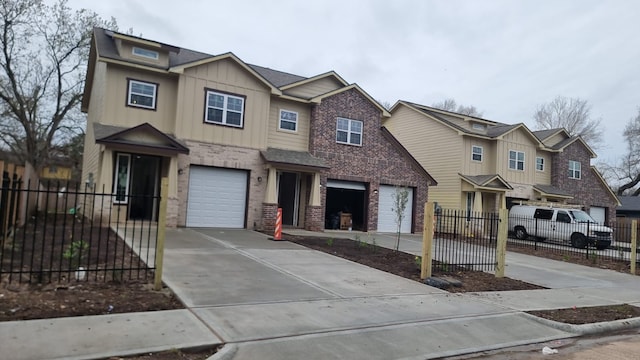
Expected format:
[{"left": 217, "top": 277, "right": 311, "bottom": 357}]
[
  {"left": 278, "top": 172, "right": 299, "bottom": 226},
  {"left": 129, "top": 155, "right": 160, "bottom": 220}
]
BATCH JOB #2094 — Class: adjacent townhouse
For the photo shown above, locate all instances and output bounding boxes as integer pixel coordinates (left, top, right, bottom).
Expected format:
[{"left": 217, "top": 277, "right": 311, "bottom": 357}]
[
  {"left": 384, "top": 101, "right": 619, "bottom": 225},
  {"left": 80, "top": 28, "right": 435, "bottom": 233}
]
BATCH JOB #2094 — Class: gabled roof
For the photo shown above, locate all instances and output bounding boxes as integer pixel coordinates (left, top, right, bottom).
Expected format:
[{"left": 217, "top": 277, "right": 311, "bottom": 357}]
[
  {"left": 248, "top": 64, "right": 307, "bottom": 87},
  {"left": 381, "top": 127, "right": 437, "bottom": 186},
  {"left": 532, "top": 128, "right": 567, "bottom": 141},
  {"left": 260, "top": 148, "right": 328, "bottom": 169},
  {"left": 590, "top": 166, "right": 621, "bottom": 206},
  {"left": 279, "top": 71, "right": 349, "bottom": 90},
  {"left": 94, "top": 123, "right": 189, "bottom": 154},
  {"left": 459, "top": 174, "right": 513, "bottom": 190},
  {"left": 618, "top": 196, "right": 640, "bottom": 211},
  {"left": 311, "top": 84, "right": 391, "bottom": 117},
  {"left": 533, "top": 184, "right": 574, "bottom": 199},
  {"left": 550, "top": 136, "right": 597, "bottom": 158}
]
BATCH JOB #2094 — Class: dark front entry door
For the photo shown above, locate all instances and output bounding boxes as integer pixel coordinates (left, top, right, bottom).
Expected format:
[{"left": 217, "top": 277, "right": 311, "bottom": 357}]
[
  {"left": 278, "top": 172, "right": 299, "bottom": 226},
  {"left": 129, "top": 155, "right": 160, "bottom": 220}
]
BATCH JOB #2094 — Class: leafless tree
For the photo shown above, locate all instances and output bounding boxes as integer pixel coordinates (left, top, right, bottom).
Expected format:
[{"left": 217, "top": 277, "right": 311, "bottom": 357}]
[
  {"left": 431, "top": 98, "right": 483, "bottom": 117},
  {"left": 533, "top": 96, "right": 603, "bottom": 150},
  {"left": 604, "top": 107, "right": 640, "bottom": 195},
  {"left": 0, "top": 0, "right": 115, "bottom": 171}
]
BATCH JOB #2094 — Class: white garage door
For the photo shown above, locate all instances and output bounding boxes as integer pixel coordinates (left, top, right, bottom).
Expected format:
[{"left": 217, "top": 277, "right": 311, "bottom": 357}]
[
  {"left": 186, "top": 166, "right": 247, "bottom": 228},
  {"left": 377, "top": 185, "right": 413, "bottom": 233},
  {"left": 589, "top": 206, "right": 606, "bottom": 225}
]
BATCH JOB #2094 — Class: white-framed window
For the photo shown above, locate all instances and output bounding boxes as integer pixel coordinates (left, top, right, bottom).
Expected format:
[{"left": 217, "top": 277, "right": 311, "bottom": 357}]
[
  {"left": 536, "top": 156, "right": 544, "bottom": 171},
  {"left": 113, "top": 153, "right": 131, "bottom": 204},
  {"left": 279, "top": 110, "right": 298, "bottom": 132},
  {"left": 472, "top": 123, "right": 486, "bottom": 131},
  {"left": 509, "top": 150, "right": 525, "bottom": 171},
  {"left": 336, "top": 117, "right": 363, "bottom": 146},
  {"left": 127, "top": 79, "right": 157, "bottom": 109},
  {"left": 472, "top": 145, "right": 483, "bottom": 162},
  {"left": 204, "top": 89, "right": 245, "bottom": 127},
  {"left": 569, "top": 160, "right": 581, "bottom": 179},
  {"left": 132, "top": 46, "right": 159, "bottom": 60}
]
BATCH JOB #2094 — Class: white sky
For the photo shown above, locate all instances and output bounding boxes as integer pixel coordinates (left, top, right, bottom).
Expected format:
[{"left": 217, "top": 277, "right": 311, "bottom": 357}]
[{"left": 67, "top": 0, "right": 640, "bottom": 165}]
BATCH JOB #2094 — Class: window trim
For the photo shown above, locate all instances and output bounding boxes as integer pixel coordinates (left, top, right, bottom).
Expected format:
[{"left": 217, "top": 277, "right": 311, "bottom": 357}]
[
  {"left": 569, "top": 160, "right": 581, "bottom": 179},
  {"left": 472, "top": 123, "right": 486, "bottom": 131},
  {"left": 536, "top": 156, "right": 545, "bottom": 172},
  {"left": 336, "top": 117, "right": 363, "bottom": 146},
  {"left": 278, "top": 109, "right": 298, "bottom": 132},
  {"left": 126, "top": 78, "right": 158, "bottom": 110},
  {"left": 203, "top": 88, "right": 246, "bottom": 128},
  {"left": 132, "top": 46, "right": 159, "bottom": 60},
  {"left": 471, "top": 145, "right": 483, "bottom": 162},
  {"left": 508, "top": 150, "right": 525, "bottom": 171},
  {"left": 113, "top": 153, "right": 131, "bottom": 204}
]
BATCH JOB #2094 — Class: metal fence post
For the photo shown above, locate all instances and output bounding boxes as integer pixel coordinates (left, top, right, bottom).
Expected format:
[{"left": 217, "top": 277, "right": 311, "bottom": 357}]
[
  {"left": 495, "top": 208, "right": 508, "bottom": 278},
  {"left": 421, "top": 202, "right": 435, "bottom": 279},
  {"left": 631, "top": 220, "right": 637, "bottom": 275},
  {"left": 154, "top": 177, "right": 169, "bottom": 291}
]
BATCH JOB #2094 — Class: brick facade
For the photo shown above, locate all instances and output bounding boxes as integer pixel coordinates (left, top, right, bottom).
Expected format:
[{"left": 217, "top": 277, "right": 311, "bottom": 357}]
[
  {"left": 552, "top": 141, "right": 618, "bottom": 223},
  {"left": 309, "top": 88, "right": 430, "bottom": 233},
  {"left": 305, "top": 205, "right": 324, "bottom": 232},
  {"left": 262, "top": 203, "right": 278, "bottom": 233}
]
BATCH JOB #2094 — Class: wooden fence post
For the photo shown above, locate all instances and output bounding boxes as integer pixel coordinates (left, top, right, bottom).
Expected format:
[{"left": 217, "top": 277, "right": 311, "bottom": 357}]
[
  {"left": 495, "top": 208, "right": 508, "bottom": 278},
  {"left": 631, "top": 220, "right": 637, "bottom": 275},
  {"left": 421, "top": 202, "right": 435, "bottom": 280},
  {"left": 154, "top": 177, "right": 169, "bottom": 291}
]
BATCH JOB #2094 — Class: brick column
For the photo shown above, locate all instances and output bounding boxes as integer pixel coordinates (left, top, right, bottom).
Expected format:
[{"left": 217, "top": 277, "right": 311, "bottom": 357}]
[
  {"left": 262, "top": 203, "right": 278, "bottom": 233},
  {"left": 305, "top": 205, "right": 324, "bottom": 232}
]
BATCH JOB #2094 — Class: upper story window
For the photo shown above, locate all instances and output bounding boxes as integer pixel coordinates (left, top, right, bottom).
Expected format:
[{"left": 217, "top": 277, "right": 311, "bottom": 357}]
[
  {"left": 204, "top": 89, "right": 245, "bottom": 128},
  {"left": 472, "top": 145, "right": 483, "bottom": 162},
  {"left": 569, "top": 160, "right": 581, "bottom": 179},
  {"left": 472, "top": 123, "right": 486, "bottom": 131},
  {"left": 127, "top": 79, "right": 157, "bottom": 110},
  {"left": 279, "top": 110, "right": 298, "bottom": 132},
  {"left": 536, "top": 157, "right": 544, "bottom": 171},
  {"left": 508, "top": 150, "right": 525, "bottom": 171},
  {"left": 132, "top": 46, "right": 159, "bottom": 60},
  {"left": 336, "top": 117, "right": 362, "bottom": 146}
]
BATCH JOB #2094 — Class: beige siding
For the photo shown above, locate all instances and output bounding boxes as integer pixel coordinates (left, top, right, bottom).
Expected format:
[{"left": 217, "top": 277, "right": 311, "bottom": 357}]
[
  {"left": 543, "top": 132, "right": 568, "bottom": 147},
  {"left": 174, "top": 59, "right": 271, "bottom": 149},
  {"left": 81, "top": 62, "right": 108, "bottom": 186},
  {"left": 385, "top": 105, "right": 463, "bottom": 209},
  {"left": 535, "top": 151, "right": 551, "bottom": 184},
  {"left": 496, "top": 129, "right": 538, "bottom": 185},
  {"left": 283, "top": 77, "right": 344, "bottom": 99},
  {"left": 462, "top": 138, "right": 496, "bottom": 175},
  {"left": 103, "top": 64, "right": 178, "bottom": 133},
  {"left": 115, "top": 40, "right": 170, "bottom": 68},
  {"left": 267, "top": 98, "right": 311, "bottom": 151}
]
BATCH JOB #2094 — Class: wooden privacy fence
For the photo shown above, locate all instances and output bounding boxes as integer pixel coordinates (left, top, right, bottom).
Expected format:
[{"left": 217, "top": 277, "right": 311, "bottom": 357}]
[{"left": 0, "top": 161, "right": 25, "bottom": 237}]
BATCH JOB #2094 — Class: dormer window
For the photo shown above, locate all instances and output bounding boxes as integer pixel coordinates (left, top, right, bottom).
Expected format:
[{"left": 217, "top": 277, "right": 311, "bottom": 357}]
[
  {"left": 132, "top": 46, "right": 159, "bottom": 60},
  {"left": 472, "top": 123, "right": 486, "bottom": 131}
]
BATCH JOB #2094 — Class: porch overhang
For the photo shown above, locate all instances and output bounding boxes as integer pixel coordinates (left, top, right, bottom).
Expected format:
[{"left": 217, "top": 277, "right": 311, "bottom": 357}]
[
  {"left": 260, "top": 147, "right": 329, "bottom": 171},
  {"left": 94, "top": 123, "right": 190, "bottom": 156},
  {"left": 459, "top": 173, "right": 513, "bottom": 192},
  {"left": 533, "top": 184, "right": 574, "bottom": 200}
]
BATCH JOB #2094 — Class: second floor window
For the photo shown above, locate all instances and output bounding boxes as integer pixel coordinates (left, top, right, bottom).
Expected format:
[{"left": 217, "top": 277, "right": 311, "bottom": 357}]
[
  {"left": 536, "top": 157, "right": 544, "bottom": 171},
  {"left": 127, "top": 79, "right": 157, "bottom": 110},
  {"left": 205, "top": 90, "right": 245, "bottom": 127},
  {"left": 279, "top": 110, "right": 298, "bottom": 132},
  {"left": 336, "top": 117, "right": 362, "bottom": 146},
  {"left": 509, "top": 150, "right": 525, "bottom": 171},
  {"left": 569, "top": 160, "right": 581, "bottom": 179},
  {"left": 472, "top": 146, "right": 483, "bottom": 162}
]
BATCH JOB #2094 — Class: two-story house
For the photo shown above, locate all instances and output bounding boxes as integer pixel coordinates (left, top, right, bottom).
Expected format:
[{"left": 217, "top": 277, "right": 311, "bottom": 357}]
[
  {"left": 384, "top": 101, "right": 619, "bottom": 224},
  {"left": 80, "top": 28, "right": 435, "bottom": 233}
]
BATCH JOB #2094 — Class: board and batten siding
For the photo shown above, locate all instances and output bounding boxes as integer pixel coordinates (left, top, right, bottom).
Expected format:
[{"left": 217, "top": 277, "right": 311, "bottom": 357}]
[
  {"left": 462, "top": 138, "right": 496, "bottom": 175},
  {"left": 267, "top": 98, "right": 311, "bottom": 152},
  {"left": 81, "top": 62, "right": 108, "bottom": 187},
  {"left": 384, "top": 105, "right": 463, "bottom": 210},
  {"left": 543, "top": 132, "right": 567, "bottom": 147},
  {"left": 174, "top": 59, "right": 271, "bottom": 149},
  {"left": 535, "top": 151, "right": 551, "bottom": 185},
  {"left": 496, "top": 129, "right": 538, "bottom": 185},
  {"left": 104, "top": 64, "right": 178, "bottom": 133},
  {"left": 283, "top": 77, "right": 344, "bottom": 99}
]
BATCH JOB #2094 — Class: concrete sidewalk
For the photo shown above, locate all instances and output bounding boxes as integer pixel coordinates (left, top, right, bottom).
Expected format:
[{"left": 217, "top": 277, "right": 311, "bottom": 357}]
[{"left": 1, "top": 227, "right": 639, "bottom": 360}]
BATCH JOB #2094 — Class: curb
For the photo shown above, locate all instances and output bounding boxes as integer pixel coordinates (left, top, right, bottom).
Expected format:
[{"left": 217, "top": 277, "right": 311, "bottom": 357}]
[
  {"left": 522, "top": 312, "right": 640, "bottom": 335},
  {"left": 208, "top": 344, "right": 238, "bottom": 360}
]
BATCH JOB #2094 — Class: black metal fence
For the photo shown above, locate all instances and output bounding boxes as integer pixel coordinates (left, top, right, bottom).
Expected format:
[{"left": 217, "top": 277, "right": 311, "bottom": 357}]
[
  {"left": 0, "top": 179, "right": 159, "bottom": 284},
  {"left": 433, "top": 209, "right": 499, "bottom": 272}
]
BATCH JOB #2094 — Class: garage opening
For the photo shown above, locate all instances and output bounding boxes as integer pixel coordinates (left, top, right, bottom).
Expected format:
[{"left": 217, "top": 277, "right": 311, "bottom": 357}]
[{"left": 325, "top": 180, "right": 367, "bottom": 231}]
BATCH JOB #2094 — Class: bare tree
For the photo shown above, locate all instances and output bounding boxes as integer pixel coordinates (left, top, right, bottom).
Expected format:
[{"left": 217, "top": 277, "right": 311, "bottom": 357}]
[
  {"left": 533, "top": 96, "right": 603, "bottom": 150},
  {"left": 606, "top": 107, "right": 640, "bottom": 195},
  {"left": 0, "top": 0, "right": 115, "bottom": 172},
  {"left": 431, "top": 98, "right": 483, "bottom": 117},
  {"left": 391, "top": 186, "right": 409, "bottom": 251}
]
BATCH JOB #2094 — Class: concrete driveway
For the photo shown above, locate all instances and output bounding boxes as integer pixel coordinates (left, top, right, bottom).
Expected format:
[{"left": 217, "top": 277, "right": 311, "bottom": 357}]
[{"left": 161, "top": 228, "right": 572, "bottom": 360}]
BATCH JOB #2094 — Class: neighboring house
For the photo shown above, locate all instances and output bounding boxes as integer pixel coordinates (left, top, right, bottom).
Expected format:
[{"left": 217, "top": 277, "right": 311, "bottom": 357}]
[
  {"left": 80, "top": 28, "right": 435, "bottom": 232},
  {"left": 384, "top": 102, "right": 619, "bottom": 224},
  {"left": 617, "top": 196, "right": 640, "bottom": 219},
  {"left": 40, "top": 160, "right": 73, "bottom": 181}
]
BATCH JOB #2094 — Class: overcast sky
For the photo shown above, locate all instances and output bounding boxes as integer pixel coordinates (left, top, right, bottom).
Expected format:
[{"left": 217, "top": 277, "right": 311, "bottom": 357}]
[{"left": 66, "top": 0, "right": 640, "bottom": 165}]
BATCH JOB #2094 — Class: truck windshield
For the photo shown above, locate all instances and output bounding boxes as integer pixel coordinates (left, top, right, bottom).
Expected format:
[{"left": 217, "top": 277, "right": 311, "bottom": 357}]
[{"left": 569, "top": 210, "right": 596, "bottom": 223}]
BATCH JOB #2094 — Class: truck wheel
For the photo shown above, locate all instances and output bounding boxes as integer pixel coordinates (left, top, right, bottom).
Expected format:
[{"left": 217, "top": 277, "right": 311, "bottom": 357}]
[
  {"left": 515, "top": 226, "right": 528, "bottom": 240},
  {"left": 571, "top": 233, "right": 587, "bottom": 248}
]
